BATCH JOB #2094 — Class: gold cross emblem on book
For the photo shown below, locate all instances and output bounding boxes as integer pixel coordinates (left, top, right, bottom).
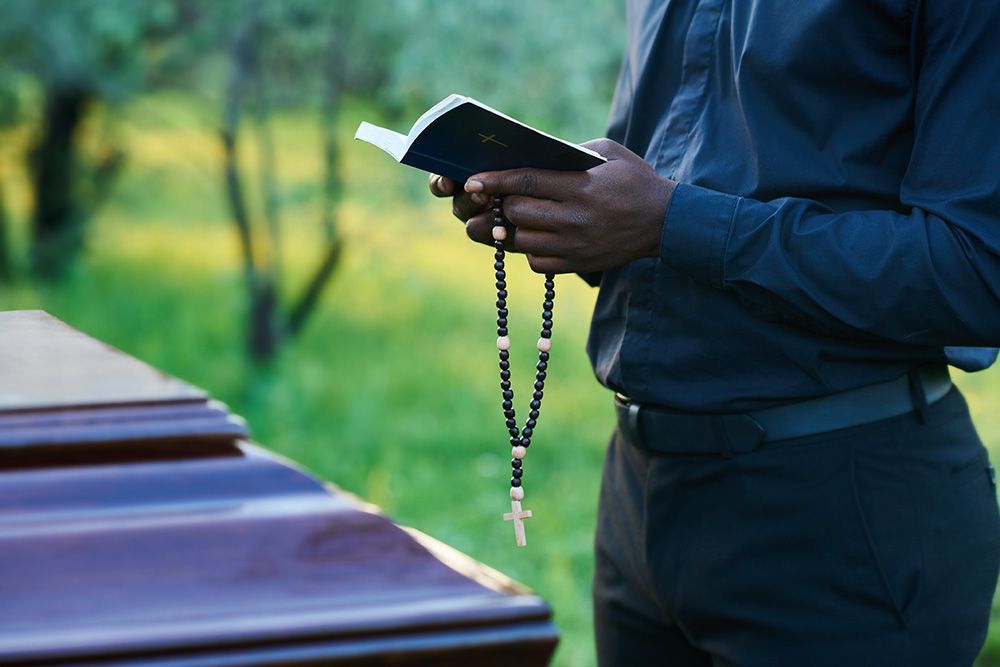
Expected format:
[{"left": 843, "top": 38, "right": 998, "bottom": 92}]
[{"left": 478, "top": 133, "right": 509, "bottom": 148}]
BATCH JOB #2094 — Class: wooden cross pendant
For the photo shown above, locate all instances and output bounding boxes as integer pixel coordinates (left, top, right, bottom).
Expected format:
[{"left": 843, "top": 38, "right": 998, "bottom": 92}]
[{"left": 503, "top": 500, "right": 533, "bottom": 547}]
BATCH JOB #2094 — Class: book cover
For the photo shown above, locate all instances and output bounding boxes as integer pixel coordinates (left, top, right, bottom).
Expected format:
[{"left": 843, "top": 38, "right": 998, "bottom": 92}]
[{"left": 355, "top": 94, "right": 605, "bottom": 183}]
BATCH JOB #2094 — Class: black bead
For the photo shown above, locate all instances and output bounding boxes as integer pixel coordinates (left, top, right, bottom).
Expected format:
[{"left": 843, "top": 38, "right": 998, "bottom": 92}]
[
  {"left": 544, "top": 278, "right": 555, "bottom": 288},
  {"left": 522, "top": 427, "right": 533, "bottom": 438},
  {"left": 497, "top": 318, "right": 508, "bottom": 328},
  {"left": 502, "top": 400, "right": 513, "bottom": 411},
  {"left": 540, "top": 330, "right": 552, "bottom": 339},
  {"left": 534, "top": 380, "right": 544, "bottom": 390},
  {"left": 539, "top": 352, "right": 549, "bottom": 362},
  {"left": 496, "top": 281, "right": 506, "bottom": 290},
  {"left": 543, "top": 319, "right": 553, "bottom": 328},
  {"left": 536, "top": 361, "right": 547, "bottom": 371},
  {"left": 495, "top": 270, "right": 506, "bottom": 281},
  {"left": 500, "top": 369, "right": 511, "bottom": 380},
  {"left": 499, "top": 349, "right": 509, "bottom": 361},
  {"left": 510, "top": 436, "right": 521, "bottom": 446},
  {"left": 511, "top": 477, "right": 522, "bottom": 487},
  {"left": 494, "top": 240, "right": 505, "bottom": 249},
  {"left": 536, "top": 371, "right": 546, "bottom": 381},
  {"left": 509, "top": 427, "right": 519, "bottom": 437},
  {"left": 511, "top": 458, "right": 522, "bottom": 469},
  {"left": 494, "top": 261, "right": 504, "bottom": 270},
  {"left": 543, "top": 300, "right": 553, "bottom": 310},
  {"left": 521, "top": 436, "right": 531, "bottom": 447},
  {"left": 498, "top": 308, "right": 508, "bottom": 318},
  {"left": 503, "top": 390, "right": 514, "bottom": 400},
  {"left": 530, "top": 399, "right": 541, "bottom": 410},
  {"left": 506, "top": 417, "right": 517, "bottom": 428},
  {"left": 500, "top": 380, "right": 511, "bottom": 391},
  {"left": 495, "top": 250, "right": 504, "bottom": 259},
  {"left": 498, "top": 327, "right": 508, "bottom": 336},
  {"left": 512, "top": 468, "right": 523, "bottom": 479},
  {"left": 529, "top": 409, "right": 540, "bottom": 419},
  {"left": 499, "top": 359, "right": 510, "bottom": 370},
  {"left": 545, "top": 290, "right": 555, "bottom": 300},
  {"left": 498, "top": 289, "right": 508, "bottom": 299},
  {"left": 533, "top": 390, "right": 543, "bottom": 400},
  {"left": 504, "top": 408, "right": 515, "bottom": 418},
  {"left": 526, "top": 418, "right": 537, "bottom": 429},
  {"left": 542, "top": 309, "right": 553, "bottom": 320}
]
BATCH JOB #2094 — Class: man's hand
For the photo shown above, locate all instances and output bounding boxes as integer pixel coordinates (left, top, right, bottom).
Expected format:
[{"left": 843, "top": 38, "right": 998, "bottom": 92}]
[{"left": 458, "top": 139, "right": 676, "bottom": 274}]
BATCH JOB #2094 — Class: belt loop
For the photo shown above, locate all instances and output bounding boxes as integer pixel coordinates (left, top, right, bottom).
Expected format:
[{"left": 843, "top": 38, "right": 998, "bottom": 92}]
[
  {"left": 908, "top": 369, "right": 928, "bottom": 424},
  {"left": 627, "top": 401, "right": 641, "bottom": 444}
]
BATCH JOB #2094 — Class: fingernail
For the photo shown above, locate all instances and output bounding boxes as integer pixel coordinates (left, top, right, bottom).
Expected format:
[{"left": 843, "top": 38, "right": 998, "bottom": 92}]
[
  {"left": 471, "top": 193, "right": 487, "bottom": 205},
  {"left": 465, "top": 179, "right": 484, "bottom": 192}
]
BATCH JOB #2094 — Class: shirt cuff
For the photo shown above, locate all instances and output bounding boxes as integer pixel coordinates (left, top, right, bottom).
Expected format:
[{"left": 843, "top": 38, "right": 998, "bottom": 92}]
[{"left": 661, "top": 182, "right": 740, "bottom": 289}]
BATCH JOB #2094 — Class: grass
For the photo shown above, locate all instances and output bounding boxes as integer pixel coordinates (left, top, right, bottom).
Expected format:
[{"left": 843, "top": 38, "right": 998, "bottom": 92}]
[{"left": 2, "top": 94, "right": 999, "bottom": 666}]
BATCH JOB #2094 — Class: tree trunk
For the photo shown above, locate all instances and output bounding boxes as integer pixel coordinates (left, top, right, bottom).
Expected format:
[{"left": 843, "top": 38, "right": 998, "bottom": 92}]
[{"left": 30, "top": 87, "right": 90, "bottom": 279}]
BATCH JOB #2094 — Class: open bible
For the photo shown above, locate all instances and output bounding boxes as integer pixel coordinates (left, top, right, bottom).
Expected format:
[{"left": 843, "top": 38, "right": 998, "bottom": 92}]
[{"left": 354, "top": 93, "right": 605, "bottom": 183}]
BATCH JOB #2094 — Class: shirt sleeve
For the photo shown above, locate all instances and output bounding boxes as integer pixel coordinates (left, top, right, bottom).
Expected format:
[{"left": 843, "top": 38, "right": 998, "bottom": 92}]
[{"left": 661, "top": 0, "right": 1000, "bottom": 347}]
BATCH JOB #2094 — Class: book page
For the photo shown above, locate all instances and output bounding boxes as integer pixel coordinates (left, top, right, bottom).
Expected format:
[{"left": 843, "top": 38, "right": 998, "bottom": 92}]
[
  {"left": 354, "top": 122, "right": 408, "bottom": 161},
  {"left": 407, "top": 94, "right": 469, "bottom": 145}
]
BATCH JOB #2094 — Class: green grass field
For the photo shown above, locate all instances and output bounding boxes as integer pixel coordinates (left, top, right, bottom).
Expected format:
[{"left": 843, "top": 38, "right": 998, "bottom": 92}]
[{"left": 1, "top": 95, "right": 998, "bottom": 666}]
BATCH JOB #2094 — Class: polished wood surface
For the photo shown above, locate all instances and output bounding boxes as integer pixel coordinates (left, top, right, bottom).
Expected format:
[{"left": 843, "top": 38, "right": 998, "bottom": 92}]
[{"left": 0, "top": 311, "right": 558, "bottom": 665}]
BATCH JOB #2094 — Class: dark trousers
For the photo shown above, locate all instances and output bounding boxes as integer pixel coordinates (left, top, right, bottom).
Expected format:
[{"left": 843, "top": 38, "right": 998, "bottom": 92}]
[{"left": 593, "top": 388, "right": 1000, "bottom": 666}]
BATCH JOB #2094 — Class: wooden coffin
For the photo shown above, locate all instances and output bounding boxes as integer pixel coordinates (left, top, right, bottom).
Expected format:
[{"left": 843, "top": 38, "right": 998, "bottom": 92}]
[{"left": 0, "top": 310, "right": 558, "bottom": 666}]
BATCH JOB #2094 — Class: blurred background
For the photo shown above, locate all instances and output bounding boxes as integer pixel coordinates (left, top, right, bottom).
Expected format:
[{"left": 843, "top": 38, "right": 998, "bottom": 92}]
[{"left": 0, "top": 2, "right": 995, "bottom": 665}]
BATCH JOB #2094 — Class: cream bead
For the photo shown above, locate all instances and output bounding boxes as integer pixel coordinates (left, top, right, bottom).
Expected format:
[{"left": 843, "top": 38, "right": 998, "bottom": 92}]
[
  {"left": 536, "top": 337, "right": 552, "bottom": 352},
  {"left": 497, "top": 335, "right": 511, "bottom": 351},
  {"left": 510, "top": 486, "right": 525, "bottom": 501},
  {"left": 512, "top": 445, "right": 527, "bottom": 459},
  {"left": 492, "top": 225, "right": 508, "bottom": 241}
]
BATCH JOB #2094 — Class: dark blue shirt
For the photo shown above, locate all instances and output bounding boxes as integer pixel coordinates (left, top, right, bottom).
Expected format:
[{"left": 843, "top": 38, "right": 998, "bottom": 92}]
[{"left": 588, "top": 0, "right": 1000, "bottom": 412}]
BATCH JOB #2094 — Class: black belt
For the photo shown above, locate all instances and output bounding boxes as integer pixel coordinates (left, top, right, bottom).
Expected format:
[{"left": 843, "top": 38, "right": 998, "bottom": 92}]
[{"left": 614, "top": 366, "right": 952, "bottom": 456}]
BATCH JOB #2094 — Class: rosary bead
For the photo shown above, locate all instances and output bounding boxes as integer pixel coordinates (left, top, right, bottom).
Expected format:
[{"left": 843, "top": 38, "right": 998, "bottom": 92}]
[
  {"left": 532, "top": 390, "right": 543, "bottom": 400},
  {"left": 522, "top": 427, "right": 533, "bottom": 438},
  {"left": 500, "top": 369, "right": 511, "bottom": 380},
  {"left": 503, "top": 400, "right": 513, "bottom": 411},
  {"left": 498, "top": 290, "right": 508, "bottom": 300},
  {"left": 492, "top": 225, "right": 508, "bottom": 241},
  {"left": 544, "top": 277, "right": 555, "bottom": 288},
  {"left": 526, "top": 418, "right": 537, "bottom": 429},
  {"left": 510, "top": 436, "right": 521, "bottom": 446},
  {"left": 536, "top": 360, "right": 547, "bottom": 371},
  {"left": 545, "top": 290, "right": 555, "bottom": 300},
  {"left": 498, "top": 308, "right": 509, "bottom": 318},
  {"left": 542, "top": 309, "right": 553, "bottom": 320},
  {"left": 543, "top": 299, "right": 553, "bottom": 310},
  {"left": 540, "top": 330, "right": 552, "bottom": 339},
  {"left": 497, "top": 335, "right": 511, "bottom": 351},
  {"left": 536, "top": 371, "right": 546, "bottom": 381},
  {"left": 511, "top": 458, "right": 522, "bottom": 468},
  {"left": 498, "top": 327, "right": 508, "bottom": 336},
  {"left": 494, "top": 261, "right": 504, "bottom": 271},
  {"left": 502, "top": 390, "right": 514, "bottom": 400},
  {"left": 529, "top": 409, "right": 540, "bottom": 420},
  {"left": 521, "top": 436, "right": 531, "bottom": 447},
  {"left": 496, "top": 298, "right": 507, "bottom": 309},
  {"left": 534, "top": 380, "right": 545, "bottom": 390},
  {"left": 530, "top": 399, "right": 541, "bottom": 410},
  {"left": 496, "top": 281, "right": 506, "bottom": 290},
  {"left": 506, "top": 417, "right": 517, "bottom": 428},
  {"left": 543, "top": 318, "right": 553, "bottom": 328},
  {"left": 499, "top": 359, "right": 510, "bottom": 370},
  {"left": 504, "top": 408, "right": 515, "bottom": 418},
  {"left": 509, "top": 427, "right": 519, "bottom": 437},
  {"left": 510, "top": 486, "right": 525, "bottom": 501},
  {"left": 511, "top": 477, "right": 522, "bottom": 487},
  {"left": 496, "top": 271, "right": 506, "bottom": 282},
  {"left": 539, "top": 351, "right": 549, "bottom": 362},
  {"left": 512, "top": 467, "right": 523, "bottom": 479},
  {"left": 501, "top": 380, "right": 511, "bottom": 391},
  {"left": 499, "top": 349, "right": 510, "bottom": 360},
  {"left": 537, "top": 337, "right": 552, "bottom": 352},
  {"left": 498, "top": 318, "right": 508, "bottom": 328},
  {"left": 512, "top": 445, "right": 527, "bottom": 459}
]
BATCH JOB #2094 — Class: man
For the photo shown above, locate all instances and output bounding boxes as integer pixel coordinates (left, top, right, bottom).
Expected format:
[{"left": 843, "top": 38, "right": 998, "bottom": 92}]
[{"left": 430, "top": 0, "right": 1000, "bottom": 664}]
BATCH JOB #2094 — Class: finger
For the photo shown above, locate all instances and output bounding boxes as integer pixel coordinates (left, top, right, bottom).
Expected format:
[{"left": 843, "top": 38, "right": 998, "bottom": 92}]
[
  {"left": 429, "top": 173, "right": 454, "bottom": 197},
  {"left": 503, "top": 196, "right": 564, "bottom": 232},
  {"left": 465, "top": 168, "right": 582, "bottom": 201},
  {"left": 525, "top": 254, "right": 573, "bottom": 275},
  {"left": 509, "top": 228, "right": 563, "bottom": 257},
  {"left": 465, "top": 212, "right": 494, "bottom": 245},
  {"left": 453, "top": 192, "right": 489, "bottom": 221}
]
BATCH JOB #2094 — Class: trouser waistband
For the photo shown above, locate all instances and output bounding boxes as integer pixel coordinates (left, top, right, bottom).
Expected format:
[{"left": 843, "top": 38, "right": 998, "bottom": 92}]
[{"left": 614, "top": 365, "right": 952, "bottom": 456}]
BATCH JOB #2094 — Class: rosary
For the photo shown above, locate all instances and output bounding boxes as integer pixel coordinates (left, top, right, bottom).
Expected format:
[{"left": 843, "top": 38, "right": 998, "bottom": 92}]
[{"left": 490, "top": 195, "right": 554, "bottom": 548}]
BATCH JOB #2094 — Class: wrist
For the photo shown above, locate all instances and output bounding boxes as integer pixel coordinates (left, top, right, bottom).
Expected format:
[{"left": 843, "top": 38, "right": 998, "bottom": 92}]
[{"left": 644, "top": 175, "right": 677, "bottom": 258}]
